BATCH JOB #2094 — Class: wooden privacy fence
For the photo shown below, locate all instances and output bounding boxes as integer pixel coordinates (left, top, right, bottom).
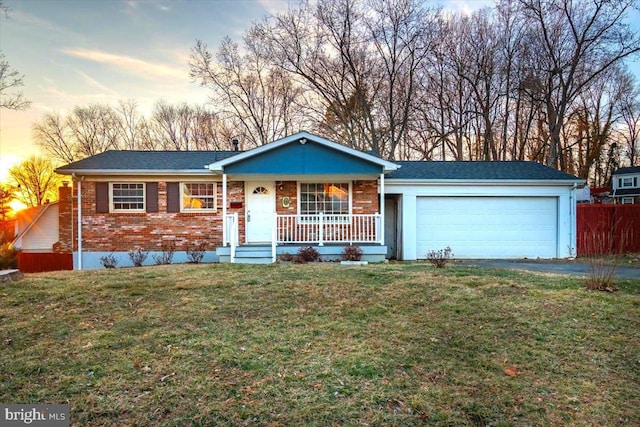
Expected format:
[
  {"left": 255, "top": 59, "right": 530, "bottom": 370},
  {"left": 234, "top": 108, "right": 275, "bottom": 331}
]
[
  {"left": 577, "top": 205, "right": 640, "bottom": 255},
  {"left": 17, "top": 252, "right": 73, "bottom": 273}
]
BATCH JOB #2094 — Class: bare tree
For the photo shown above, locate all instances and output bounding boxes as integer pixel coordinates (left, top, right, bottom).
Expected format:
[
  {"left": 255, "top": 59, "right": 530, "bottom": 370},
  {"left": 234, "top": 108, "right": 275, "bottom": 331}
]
[
  {"left": 259, "top": 0, "right": 437, "bottom": 159},
  {"left": 190, "top": 32, "right": 308, "bottom": 148},
  {"left": 265, "top": 0, "right": 376, "bottom": 151},
  {"left": 520, "top": 0, "right": 640, "bottom": 168},
  {"left": 0, "top": 1, "right": 30, "bottom": 110},
  {"left": 145, "top": 101, "right": 233, "bottom": 150},
  {"left": 115, "top": 99, "right": 145, "bottom": 150},
  {"left": 459, "top": 9, "right": 504, "bottom": 161},
  {"left": 33, "top": 100, "right": 240, "bottom": 162},
  {"left": 32, "top": 112, "right": 76, "bottom": 164},
  {"left": 616, "top": 76, "right": 640, "bottom": 167},
  {"left": 569, "top": 67, "right": 626, "bottom": 182},
  {"left": 412, "top": 14, "right": 473, "bottom": 161},
  {"left": 9, "top": 156, "right": 60, "bottom": 207},
  {"left": 67, "top": 104, "right": 121, "bottom": 157},
  {"left": 0, "top": 53, "right": 29, "bottom": 110},
  {"left": 365, "top": 0, "right": 436, "bottom": 159}
]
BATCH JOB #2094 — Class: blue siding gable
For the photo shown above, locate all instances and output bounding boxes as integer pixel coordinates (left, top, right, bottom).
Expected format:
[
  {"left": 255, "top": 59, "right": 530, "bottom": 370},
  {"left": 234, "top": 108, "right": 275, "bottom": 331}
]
[{"left": 225, "top": 140, "right": 382, "bottom": 175}]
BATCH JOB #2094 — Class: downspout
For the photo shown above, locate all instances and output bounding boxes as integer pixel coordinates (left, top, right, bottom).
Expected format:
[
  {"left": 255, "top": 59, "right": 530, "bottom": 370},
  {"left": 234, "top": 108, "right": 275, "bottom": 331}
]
[{"left": 570, "top": 183, "right": 577, "bottom": 259}]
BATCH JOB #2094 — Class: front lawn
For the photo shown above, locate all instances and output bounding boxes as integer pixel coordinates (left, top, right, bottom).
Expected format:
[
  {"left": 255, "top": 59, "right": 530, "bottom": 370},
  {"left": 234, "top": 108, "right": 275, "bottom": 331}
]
[{"left": 1, "top": 263, "right": 638, "bottom": 426}]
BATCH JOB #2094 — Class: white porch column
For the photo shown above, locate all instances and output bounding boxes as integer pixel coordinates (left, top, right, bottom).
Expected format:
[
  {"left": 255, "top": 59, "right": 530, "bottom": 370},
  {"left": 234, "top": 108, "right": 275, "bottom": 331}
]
[
  {"left": 222, "top": 173, "right": 227, "bottom": 246},
  {"left": 77, "top": 179, "right": 82, "bottom": 270},
  {"left": 379, "top": 173, "right": 385, "bottom": 246},
  {"left": 402, "top": 194, "right": 417, "bottom": 260}
]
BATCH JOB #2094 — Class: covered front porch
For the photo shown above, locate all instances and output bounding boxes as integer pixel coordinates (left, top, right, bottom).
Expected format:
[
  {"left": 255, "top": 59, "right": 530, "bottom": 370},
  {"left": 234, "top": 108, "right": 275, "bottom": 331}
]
[
  {"left": 205, "top": 132, "right": 398, "bottom": 264},
  {"left": 218, "top": 212, "right": 386, "bottom": 263}
]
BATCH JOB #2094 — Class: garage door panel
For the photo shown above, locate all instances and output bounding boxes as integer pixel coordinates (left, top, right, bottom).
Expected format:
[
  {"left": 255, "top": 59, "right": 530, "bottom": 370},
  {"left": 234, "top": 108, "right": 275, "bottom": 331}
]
[{"left": 416, "top": 197, "right": 557, "bottom": 259}]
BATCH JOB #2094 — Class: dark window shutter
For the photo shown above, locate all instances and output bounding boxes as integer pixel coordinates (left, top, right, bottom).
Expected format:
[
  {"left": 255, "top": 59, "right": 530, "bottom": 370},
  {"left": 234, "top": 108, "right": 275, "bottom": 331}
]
[
  {"left": 146, "top": 182, "right": 159, "bottom": 213},
  {"left": 96, "top": 182, "right": 109, "bottom": 213},
  {"left": 619, "top": 178, "right": 622, "bottom": 187},
  {"left": 166, "top": 182, "right": 180, "bottom": 213},
  {"left": 634, "top": 177, "right": 638, "bottom": 187}
]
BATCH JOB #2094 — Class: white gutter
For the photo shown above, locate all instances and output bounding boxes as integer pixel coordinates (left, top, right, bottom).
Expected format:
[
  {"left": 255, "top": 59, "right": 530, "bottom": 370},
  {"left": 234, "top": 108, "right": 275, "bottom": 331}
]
[
  {"left": 56, "top": 169, "right": 216, "bottom": 176},
  {"left": 570, "top": 183, "right": 577, "bottom": 258},
  {"left": 385, "top": 179, "right": 585, "bottom": 186}
]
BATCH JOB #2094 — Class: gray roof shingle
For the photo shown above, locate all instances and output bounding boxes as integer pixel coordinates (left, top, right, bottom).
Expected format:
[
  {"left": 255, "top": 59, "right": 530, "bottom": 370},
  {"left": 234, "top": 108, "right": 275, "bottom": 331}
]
[
  {"left": 613, "top": 166, "right": 640, "bottom": 175},
  {"left": 388, "top": 161, "right": 581, "bottom": 181},
  {"left": 611, "top": 188, "right": 640, "bottom": 197},
  {"left": 55, "top": 150, "right": 239, "bottom": 172},
  {"left": 56, "top": 150, "right": 582, "bottom": 182}
]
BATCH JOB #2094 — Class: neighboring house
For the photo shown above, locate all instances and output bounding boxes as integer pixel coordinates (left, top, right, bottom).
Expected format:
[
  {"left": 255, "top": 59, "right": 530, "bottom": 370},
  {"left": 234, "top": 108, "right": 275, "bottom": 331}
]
[
  {"left": 611, "top": 166, "right": 640, "bottom": 204},
  {"left": 9, "top": 186, "right": 74, "bottom": 273},
  {"left": 11, "top": 201, "right": 59, "bottom": 252},
  {"left": 576, "top": 186, "right": 591, "bottom": 204},
  {"left": 54, "top": 131, "right": 583, "bottom": 269},
  {"left": 590, "top": 186, "right": 613, "bottom": 204}
]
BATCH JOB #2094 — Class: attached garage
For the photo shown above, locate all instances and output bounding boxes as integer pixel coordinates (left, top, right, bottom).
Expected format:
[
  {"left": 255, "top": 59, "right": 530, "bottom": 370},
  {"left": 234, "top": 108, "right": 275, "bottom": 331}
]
[
  {"left": 385, "top": 161, "right": 584, "bottom": 260},
  {"left": 415, "top": 196, "right": 558, "bottom": 259}
]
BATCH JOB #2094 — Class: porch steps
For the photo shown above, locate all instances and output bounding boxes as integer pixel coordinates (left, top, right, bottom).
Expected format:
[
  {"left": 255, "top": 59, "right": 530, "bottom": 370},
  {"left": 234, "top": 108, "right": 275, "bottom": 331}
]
[{"left": 217, "top": 245, "right": 274, "bottom": 264}]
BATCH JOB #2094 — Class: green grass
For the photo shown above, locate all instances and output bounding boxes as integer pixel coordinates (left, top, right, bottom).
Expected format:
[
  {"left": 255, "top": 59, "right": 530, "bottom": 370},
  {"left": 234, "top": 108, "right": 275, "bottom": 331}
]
[{"left": 1, "top": 263, "right": 639, "bottom": 426}]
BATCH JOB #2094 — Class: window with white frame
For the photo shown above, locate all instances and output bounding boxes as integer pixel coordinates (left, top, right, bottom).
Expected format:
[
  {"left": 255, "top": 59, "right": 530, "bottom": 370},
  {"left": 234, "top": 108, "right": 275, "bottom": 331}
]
[
  {"left": 300, "top": 183, "right": 349, "bottom": 215},
  {"left": 621, "top": 197, "right": 635, "bottom": 204},
  {"left": 619, "top": 177, "right": 636, "bottom": 188},
  {"left": 181, "top": 182, "right": 216, "bottom": 211},
  {"left": 111, "top": 183, "right": 145, "bottom": 212}
]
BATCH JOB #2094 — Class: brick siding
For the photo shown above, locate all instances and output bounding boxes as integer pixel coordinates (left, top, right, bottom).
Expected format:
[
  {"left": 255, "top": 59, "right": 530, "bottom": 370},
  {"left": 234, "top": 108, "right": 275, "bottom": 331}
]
[
  {"left": 352, "top": 180, "right": 379, "bottom": 215},
  {"left": 57, "top": 179, "right": 378, "bottom": 252}
]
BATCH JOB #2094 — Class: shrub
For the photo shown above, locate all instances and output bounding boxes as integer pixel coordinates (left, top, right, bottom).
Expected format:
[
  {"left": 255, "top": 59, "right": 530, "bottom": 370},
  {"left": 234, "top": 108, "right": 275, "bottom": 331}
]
[
  {"left": 128, "top": 248, "right": 149, "bottom": 267},
  {"left": 295, "top": 246, "right": 320, "bottom": 263},
  {"left": 427, "top": 246, "right": 453, "bottom": 268},
  {"left": 99, "top": 253, "right": 119, "bottom": 269},
  {"left": 152, "top": 240, "right": 175, "bottom": 265},
  {"left": 341, "top": 245, "right": 363, "bottom": 261},
  {"left": 278, "top": 252, "right": 294, "bottom": 262},
  {"left": 0, "top": 243, "right": 19, "bottom": 269},
  {"left": 186, "top": 241, "right": 208, "bottom": 263},
  {"left": 581, "top": 223, "right": 621, "bottom": 292}
]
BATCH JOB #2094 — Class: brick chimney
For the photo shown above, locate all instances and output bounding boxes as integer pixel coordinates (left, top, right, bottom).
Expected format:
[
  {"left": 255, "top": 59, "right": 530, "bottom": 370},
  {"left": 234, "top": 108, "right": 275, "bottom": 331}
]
[{"left": 53, "top": 182, "right": 73, "bottom": 253}]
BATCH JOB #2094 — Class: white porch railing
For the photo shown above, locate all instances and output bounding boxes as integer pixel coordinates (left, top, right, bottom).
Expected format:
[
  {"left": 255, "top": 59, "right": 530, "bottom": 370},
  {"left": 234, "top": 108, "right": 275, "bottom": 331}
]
[
  {"left": 275, "top": 213, "right": 381, "bottom": 246},
  {"left": 224, "top": 213, "right": 239, "bottom": 263}
]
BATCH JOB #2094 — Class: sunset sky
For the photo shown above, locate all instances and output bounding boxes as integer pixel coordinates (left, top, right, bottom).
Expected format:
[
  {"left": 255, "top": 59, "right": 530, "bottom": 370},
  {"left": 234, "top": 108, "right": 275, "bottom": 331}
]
[{"left": 0, "top": 0, "right": 637, "bottom": 182}]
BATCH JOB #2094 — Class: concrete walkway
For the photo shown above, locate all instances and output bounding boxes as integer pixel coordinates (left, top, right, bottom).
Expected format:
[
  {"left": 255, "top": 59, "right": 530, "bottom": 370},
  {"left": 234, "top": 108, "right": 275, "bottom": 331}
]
[
  {"left": 0, "top": 269, "right": 23, "bottom": 283},
  {"left": 460, "top": 260, "right": 640, "bottom": 279}
]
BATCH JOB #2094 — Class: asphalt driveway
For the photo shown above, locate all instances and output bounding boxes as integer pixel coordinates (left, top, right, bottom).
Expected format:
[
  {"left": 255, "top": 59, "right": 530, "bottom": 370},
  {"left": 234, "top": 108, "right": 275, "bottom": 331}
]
[{"left": 460, "top": 259, "right": 640, "bottom": 279}]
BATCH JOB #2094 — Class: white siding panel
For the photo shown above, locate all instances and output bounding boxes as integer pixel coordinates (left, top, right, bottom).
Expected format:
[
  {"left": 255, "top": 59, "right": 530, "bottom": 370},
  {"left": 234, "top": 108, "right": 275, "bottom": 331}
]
[
  {"left": 416, "top": 197, "right": 557, "bottom": 259},
  {"left": 21, "top": 205, "right": 59, "bottom": 252}
]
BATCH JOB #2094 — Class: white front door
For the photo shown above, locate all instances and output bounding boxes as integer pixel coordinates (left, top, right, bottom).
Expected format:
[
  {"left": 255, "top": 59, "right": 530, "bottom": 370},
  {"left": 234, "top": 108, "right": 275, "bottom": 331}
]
[{"left": 245, "top": 182, "right": 276, "bottom": 243}]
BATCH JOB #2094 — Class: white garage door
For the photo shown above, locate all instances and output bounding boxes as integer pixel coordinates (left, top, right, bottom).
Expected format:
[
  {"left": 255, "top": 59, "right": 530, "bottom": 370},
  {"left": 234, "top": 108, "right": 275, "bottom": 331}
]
[{"left": 416, "top": 197, "right": 558, "bottom": 259}]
